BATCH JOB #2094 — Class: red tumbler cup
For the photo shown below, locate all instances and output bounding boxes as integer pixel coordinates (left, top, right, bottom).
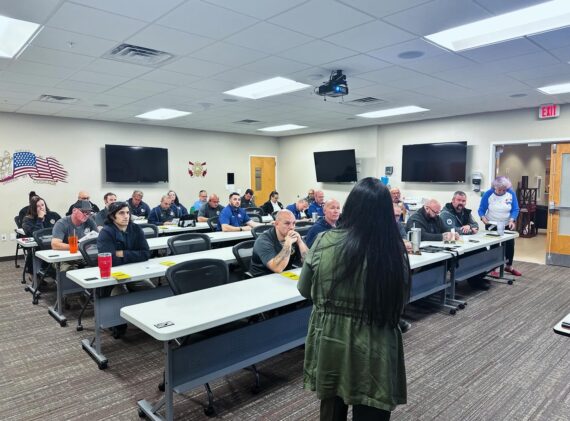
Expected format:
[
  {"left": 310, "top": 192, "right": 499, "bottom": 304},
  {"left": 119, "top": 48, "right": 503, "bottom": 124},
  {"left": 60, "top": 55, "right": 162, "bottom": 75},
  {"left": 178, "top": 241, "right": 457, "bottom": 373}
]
[{"left": 98, "top": 253, "right": 112, "bottom": 278}]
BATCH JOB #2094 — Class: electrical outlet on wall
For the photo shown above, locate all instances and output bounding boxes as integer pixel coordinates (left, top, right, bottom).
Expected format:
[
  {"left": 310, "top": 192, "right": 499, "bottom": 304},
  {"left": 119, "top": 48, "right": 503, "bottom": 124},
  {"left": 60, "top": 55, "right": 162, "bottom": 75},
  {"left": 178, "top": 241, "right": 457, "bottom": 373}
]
[{"left": 1, "top": 234, "right": 7, "bottom": 241}]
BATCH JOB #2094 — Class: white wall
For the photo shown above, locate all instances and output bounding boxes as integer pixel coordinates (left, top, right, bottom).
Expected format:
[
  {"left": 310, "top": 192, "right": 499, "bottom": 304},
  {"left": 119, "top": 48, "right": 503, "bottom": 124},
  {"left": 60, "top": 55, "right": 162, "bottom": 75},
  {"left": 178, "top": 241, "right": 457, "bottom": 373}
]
[
  {"left": 278, "top": 106, "right": 570, "bottom": 211},
  {"left": 1, "top": 112, "right": 277, "bottom": 258}
]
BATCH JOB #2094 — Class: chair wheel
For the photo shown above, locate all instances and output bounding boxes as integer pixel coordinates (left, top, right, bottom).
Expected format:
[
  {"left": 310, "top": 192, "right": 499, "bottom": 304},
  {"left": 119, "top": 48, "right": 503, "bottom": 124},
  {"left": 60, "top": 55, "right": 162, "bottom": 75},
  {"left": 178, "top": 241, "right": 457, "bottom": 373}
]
[
  {"left": 458, "top": 304, "right": 465, "bottom": 310},
  {"left": 76, "top": 325, "right": 83, "bottom": 332},
  {"left": 450, "top": 309, "right": 456, "bottom": 315},
  {"left": 204, "top": 406, "right": 216, "bottom": 417},
  {"left": 59, "top": 320, "right": 67, "bottom": 327},
  {"left": 508, "top": 280, "right": 513, "bottom": 285},
  {"left": 158, "top": 382, "right": 165, "bottom": 392},
  {"left": 32, "top": 297, "right": 39, "bottom": 305},
  {"left": 24, "top": 286, "right": 30, "bottom": 292},
  {"left": 98, "top": 361, "right": 108, "bottom": 370},
  {"left": 138, "top": 408, "right": 146, "bottom": 418}
]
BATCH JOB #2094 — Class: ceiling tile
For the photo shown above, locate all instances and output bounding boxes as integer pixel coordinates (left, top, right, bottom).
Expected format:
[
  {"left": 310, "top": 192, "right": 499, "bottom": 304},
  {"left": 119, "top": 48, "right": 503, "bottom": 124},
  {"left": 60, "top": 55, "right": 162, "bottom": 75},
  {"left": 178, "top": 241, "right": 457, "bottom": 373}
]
[
  {"left": 548, "top": 46, "right": 570, "bottom": 63},
  {"left": 239, "top": 56, "right": 312, "bottom": 77},
  {"left": 278, "top": 40, "right": 357, "bottom": 67},
  {"left": 325, "top": 20, "right": 416, "bottom": 53},
  {"left": 190, "top": 42, "right": 268, "bottom": 67},
  {"left": 55, "top": 79, "right": 111, "bottom": 93},
  {"left": 18, "top": 45, "right": 95, "bottom": 69},
  {"left": 0, "top": 71, "right": 60, "bottom": 87},
  {"left": 336, "top": 0, "right": 434, "bottom": 18},
  {"left": 204, "top": 0, "right": 307, "bottom": 19},
  {"left": 17, "top": 100, "right": 70, "bottom": 114},
  {"left": 398, "top": 52, "right": 474, "bottom": 74},
  {"left": 46, "top": 2, "right": 148, "bottom": 41},
  {"left": 268, "top": 0, "right": 374, "bottom": 38},
  {"left": 7, "top": 60, "right": 76, "bottom": 79},
  {"left": 158, "top": 1, "right": 257, "bottom": 39},
  {"left": 458, "top": 38, "right": 545, "bottom": 63},
  {"left": 324, "top": 54, "right": 392, "bottom": 76},
  {"left": 225, "top": 22, "right": 313, "bottom": 55},
  {"left": 86, "top": 59, "right": 152, "bottom": 77},
  {"left": 68, "top": 70, "right": 131, "bottom": 87},
  {"left": 367, "top": 38, "right": 448, "bottom": 65},
  {"left": 0, "top": 0, "right": 61, "bottom": 24},
  {"left": 473, "top": 0, "right": 550, "bottom": 14},
  {"left": 31, "top": 27, "right": 117, "bottom": 58},
  {"left": 70, "top": 0, "right": 186, "bottom": 22},
  {"left": 126, "top": 25, "right": 215, "bottom": 56},
  {"left": 529, "top": 27, "right": 570, "bottom": 50},
  {"left": 383, "top": 0, "right": 491, "bottom": 36},
  {"left": 161, "top": 56, "right": 230, "bottom": 77},
  {"left": 140, "top": 69, "right": 200, "bottom": 86},
  {"left": 507, "top": 64, "right": 570, "bottom": 83}
]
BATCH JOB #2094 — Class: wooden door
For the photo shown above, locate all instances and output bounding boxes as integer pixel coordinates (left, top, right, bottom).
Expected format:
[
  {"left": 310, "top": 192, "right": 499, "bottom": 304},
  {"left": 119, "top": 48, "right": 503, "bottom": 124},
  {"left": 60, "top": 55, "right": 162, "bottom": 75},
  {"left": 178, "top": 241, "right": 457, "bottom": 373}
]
[
  {"left": 546, "top": 143, "right": 570, "bottom": 267},
  {"left": 250, "top": 156, "right": 276, "bottom": 207}
]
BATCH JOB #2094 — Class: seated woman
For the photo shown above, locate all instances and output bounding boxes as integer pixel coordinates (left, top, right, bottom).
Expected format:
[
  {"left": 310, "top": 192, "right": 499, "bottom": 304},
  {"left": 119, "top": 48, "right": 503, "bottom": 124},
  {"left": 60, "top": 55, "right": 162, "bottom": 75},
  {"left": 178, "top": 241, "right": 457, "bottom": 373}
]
[
  {"left": 261, "top": 191, "right": 283, "bottom": 215},
  {"left": 22, "top": 196, "right": 61, "bottom": 236},
  {"left": 167, "top": 190, "right": 188, "bottom": 217}
]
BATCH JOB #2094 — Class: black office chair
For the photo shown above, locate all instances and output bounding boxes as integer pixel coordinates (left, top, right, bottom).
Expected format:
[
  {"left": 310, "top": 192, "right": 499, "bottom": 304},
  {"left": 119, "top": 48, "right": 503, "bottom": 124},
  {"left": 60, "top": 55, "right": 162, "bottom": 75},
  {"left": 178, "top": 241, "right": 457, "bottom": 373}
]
[
  {"left": 246, "top": 207, "right": 265, "bottom": 216},
  {"left": 138, "top": 223, "right": 159, "bottom": 239},
  {"left": 248, "top": 214, "right": 263, "bottom": 223},
  {"left": 271, "top": 211, "right": 279, "bottom": 220},
  {"left": 295, "top": 225, "right": 312, "bottom": 237},
  {"left": 232, "top": 240, "right": 255, "bottom": 279},
  {"left": 167, "top": 233, "right": 211, "bottom": 255},
  {"left": 76, "top": 238, "right": 99, "bottom": 331},
  {"left": 27, "top": 228, "right": 54, "bottom": 303},
  {"left": 163, "top": 258, "right": 229, "bottom": 415},
  {"left": 207, "top": 216, "right": 219, "bottom": 232},
  {"left": 252, "top": 225, "right": 272, "bottom": 239},
  {"left": 14, "top": 215, "right": 24, "bottom": 269}
]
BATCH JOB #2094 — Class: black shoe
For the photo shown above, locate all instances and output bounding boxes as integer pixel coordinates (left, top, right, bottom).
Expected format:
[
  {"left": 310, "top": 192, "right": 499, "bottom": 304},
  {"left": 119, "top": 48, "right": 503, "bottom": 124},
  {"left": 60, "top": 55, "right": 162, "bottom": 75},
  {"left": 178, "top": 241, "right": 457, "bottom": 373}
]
[
  {"left": 468, "top": 278, "right": 490, "bottom": 291},
  {"left": 399, "top": 319, "right": 411, "bottom": 333}
]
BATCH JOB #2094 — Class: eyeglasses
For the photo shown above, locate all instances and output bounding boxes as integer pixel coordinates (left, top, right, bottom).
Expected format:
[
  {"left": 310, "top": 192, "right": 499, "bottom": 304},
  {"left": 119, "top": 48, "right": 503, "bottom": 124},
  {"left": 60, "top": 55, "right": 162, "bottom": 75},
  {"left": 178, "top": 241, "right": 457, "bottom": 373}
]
[
  {"left": 80, "top": 211, "right": 93, "bottom": 216},
  {"left": 426, "top": 206, "right": 440, "bottom": 215}
]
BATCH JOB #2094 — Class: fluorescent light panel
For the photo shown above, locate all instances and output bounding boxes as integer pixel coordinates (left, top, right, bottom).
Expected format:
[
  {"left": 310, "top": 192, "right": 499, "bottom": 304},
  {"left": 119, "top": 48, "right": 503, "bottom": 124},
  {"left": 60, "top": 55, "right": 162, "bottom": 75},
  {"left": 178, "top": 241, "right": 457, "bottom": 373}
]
[
  {"left": 356, "top": 106, "right": 429, "bottom": 119},
  {"left": 425, "top": 0, "right": 570, "bottom": 51},
  {"left": 258, "top": 124, "right": 307, "bottom": 132},
  {"left": 135, "top": 108, "right": 191, "bottom": 120},
  {"left": 537, "top": 82, "right": 570, "bottom": 95},
  {"left": 0, "top": 15, "right": 42, "bottom": 58},
  {"left": 224, "top": 77, "right": 310, "bottom": 99}
]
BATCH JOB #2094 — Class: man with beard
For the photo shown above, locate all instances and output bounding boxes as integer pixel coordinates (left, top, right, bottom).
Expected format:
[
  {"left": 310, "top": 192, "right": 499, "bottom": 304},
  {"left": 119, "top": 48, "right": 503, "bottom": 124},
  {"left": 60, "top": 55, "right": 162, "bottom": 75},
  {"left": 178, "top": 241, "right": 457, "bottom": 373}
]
[
  {"left": 406, "top": 199, "right": 458, "bottom": 242},
  {"left": 439, "top": 191, "right": 479, "bottom": 235}
]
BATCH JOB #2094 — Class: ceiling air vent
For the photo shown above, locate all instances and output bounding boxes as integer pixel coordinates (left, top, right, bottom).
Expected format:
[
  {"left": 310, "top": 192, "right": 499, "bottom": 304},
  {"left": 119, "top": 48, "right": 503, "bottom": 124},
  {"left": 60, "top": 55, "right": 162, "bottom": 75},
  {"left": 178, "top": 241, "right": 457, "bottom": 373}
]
[
  {"left": 343, "top": 97, "right": 385, "bottom": 107},
  {"left": 102, "top": 43, "right": 174, "bottom": 66},
  {"left": 233, "top": 119, "right": 261, "bottom": 125},
  {"left": 38, "top": 95, "right": 79, "bottom": 104}
]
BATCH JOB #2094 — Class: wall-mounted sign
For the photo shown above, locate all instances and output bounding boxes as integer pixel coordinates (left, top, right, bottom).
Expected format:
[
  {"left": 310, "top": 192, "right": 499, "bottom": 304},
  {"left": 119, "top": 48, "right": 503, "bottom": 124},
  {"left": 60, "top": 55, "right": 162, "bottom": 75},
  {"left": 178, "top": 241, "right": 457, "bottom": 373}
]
[
  {"left": 538, "top": 104, "right": 559, "bottom": 119},
  {"left": 1, "top": 150, "right": 68, "bottom": 184},
  {"left": 188, "top": 160, "right": 207, "bottom": 177}
]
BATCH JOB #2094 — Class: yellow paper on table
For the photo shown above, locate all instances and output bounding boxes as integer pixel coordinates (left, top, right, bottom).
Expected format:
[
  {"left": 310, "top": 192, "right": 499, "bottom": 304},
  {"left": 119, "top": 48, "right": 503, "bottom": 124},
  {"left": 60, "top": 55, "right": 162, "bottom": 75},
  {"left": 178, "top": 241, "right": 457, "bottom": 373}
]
[
  {"left": 160, "top": 261, "right": 176, "bottom": 267},
  {"left": 111, "top": 271, "right": 131, "bottom": 280},
  {"left": 281, "top": 271, "right": 300, "bottom": 281}
]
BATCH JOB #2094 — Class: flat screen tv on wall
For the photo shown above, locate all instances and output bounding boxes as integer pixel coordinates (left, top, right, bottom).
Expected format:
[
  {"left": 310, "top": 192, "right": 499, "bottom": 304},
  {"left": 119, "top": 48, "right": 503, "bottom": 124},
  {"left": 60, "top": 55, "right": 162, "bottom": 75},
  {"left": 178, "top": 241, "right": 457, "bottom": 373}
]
[
  {"left": 105, "top": 145, "right": 169, "bottom": 183},
  {"left": 401, "top": 141, "right": 467, "bottom": 182},
  {"left": 314, "top": 149, "right": 358, "bottom": 183}
]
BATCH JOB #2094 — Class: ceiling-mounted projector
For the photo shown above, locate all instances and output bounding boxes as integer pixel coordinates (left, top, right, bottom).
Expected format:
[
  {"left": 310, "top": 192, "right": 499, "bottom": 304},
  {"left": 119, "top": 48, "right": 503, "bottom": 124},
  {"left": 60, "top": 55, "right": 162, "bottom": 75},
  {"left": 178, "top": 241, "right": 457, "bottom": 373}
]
[{"left": 316, "top": 70, "right": 348, "bottom": 98}]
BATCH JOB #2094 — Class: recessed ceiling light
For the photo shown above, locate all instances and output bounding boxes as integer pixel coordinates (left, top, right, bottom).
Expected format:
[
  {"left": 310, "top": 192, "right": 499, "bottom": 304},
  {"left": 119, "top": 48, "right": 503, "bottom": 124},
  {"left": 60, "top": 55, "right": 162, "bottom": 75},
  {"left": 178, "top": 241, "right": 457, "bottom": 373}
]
[
  {"left": 398, "top": 50, "right": 424, "bottom": 59},
  {"left": 537, "top": 82, "right": 570, "bottom": 95},
  {"left": 356, "top": 106, "right": 429, "bottom": 119},
  {"left": 509, "top": 93, "right": 527, "bottom": 98},
  {"left": 0, "top": 15, "right": 42, "bottom": 58},
  {"left": 224, "top": 77, "right": 311, "bottom": 99},
  {"left": 258, "top": 124, "right": 307, "bottom": 132},
  {"left": 135, "top": 108, "right": 191, "bottom": 120},
  {"left": 425, "top": 0, "right": 570, "bottom": 51}
]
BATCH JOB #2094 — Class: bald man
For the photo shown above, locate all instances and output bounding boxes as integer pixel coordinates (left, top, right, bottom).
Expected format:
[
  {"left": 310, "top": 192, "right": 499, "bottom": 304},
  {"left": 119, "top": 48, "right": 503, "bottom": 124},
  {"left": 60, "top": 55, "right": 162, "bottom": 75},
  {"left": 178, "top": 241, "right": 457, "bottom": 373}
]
[
  {"left": 390, "top": 187, "right": 408, "bottom": 222},
  {"left": 405, "top": 199, "right": 459, "bottom": 242},
  {"left": 250, "top": 209, "right": 308, "bottom": 277},
  {"left": 307, "top": 190, "right": 325, "bottom": 218},
  {"left": 305, "top": 199, "right": 341, "bottom": 248},
  {"left": 197, "top": 194, "right": 223, "bottom": 222},
  {"left": 66, "top": 190, "right": 100, "bottom": 216}
]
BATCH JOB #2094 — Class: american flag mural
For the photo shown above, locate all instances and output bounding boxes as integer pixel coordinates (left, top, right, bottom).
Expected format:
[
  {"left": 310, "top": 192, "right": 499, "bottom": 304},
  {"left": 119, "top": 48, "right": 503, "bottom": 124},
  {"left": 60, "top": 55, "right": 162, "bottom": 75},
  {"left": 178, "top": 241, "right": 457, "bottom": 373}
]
[{"left": 0, "top": 151, "right": 68, "bottom": 183}]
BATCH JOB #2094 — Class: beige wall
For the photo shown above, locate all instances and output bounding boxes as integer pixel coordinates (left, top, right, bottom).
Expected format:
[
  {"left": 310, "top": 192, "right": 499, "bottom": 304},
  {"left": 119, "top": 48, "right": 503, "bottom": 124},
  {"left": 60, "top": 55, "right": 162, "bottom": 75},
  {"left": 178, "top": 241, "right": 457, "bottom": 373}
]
[{"left": 1, "top": 112, "right": 278, "bottom": 257}]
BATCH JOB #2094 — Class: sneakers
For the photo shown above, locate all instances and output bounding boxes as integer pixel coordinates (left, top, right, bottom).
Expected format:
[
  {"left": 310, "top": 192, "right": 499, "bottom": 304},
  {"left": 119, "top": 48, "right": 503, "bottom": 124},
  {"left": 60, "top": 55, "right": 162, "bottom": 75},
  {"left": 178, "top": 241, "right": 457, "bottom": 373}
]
[{"left": 505, "top": 267, "right": 522, "bottom": 276}]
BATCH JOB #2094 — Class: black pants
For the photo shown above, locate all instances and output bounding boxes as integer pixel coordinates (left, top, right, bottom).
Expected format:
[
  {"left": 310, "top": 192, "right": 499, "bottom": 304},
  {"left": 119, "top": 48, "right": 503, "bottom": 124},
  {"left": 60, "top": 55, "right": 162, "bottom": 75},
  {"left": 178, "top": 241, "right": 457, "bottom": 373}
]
[
  {"left": 320, "top": 396, "right": 391, "bottom": 421},
  {"left": 485, "top": 224, "right": 515, "bottom": 265}
]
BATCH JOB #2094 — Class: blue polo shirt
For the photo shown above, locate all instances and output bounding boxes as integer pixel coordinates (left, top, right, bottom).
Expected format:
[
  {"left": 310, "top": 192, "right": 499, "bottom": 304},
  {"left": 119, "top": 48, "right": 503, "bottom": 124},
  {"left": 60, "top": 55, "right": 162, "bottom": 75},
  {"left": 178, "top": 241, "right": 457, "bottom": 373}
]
[
  {"left": 286, "top": 203, "right": 303, "bottom": 219},
  {"left": 307, "top": 201, "right": 324, "bottom": 218},
  {"left": 217, "top": 205, "right": 250, "bottom": 231},
  {"left": 305, "top": 218, "right": 333, "bottom": 248}
]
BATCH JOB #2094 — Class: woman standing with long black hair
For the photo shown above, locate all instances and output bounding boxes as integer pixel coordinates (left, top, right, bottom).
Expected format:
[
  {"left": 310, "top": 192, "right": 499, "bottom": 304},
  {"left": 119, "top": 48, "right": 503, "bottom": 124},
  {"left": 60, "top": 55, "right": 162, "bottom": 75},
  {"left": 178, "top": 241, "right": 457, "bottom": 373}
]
[{"left": 298, "top": 177, "right": 410, "bottom": 421}]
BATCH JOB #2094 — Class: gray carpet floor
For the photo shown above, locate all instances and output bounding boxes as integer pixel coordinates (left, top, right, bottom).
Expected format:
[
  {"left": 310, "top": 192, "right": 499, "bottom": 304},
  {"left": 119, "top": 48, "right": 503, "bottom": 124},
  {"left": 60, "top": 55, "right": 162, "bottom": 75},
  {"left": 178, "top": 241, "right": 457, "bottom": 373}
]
[{"left": 1, "top": 259, "right": 570, "bottom": 420}]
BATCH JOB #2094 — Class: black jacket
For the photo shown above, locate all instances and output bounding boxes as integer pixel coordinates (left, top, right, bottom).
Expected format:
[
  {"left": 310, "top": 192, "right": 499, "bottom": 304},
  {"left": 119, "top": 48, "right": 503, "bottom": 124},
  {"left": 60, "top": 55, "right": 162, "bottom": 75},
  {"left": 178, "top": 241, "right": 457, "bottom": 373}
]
[
  {"left": 22, "top": 211, "right": 61, "bottom": 236},
  {"left": 261, "top": 200, "right": 283, "bottom": 215},
  {"left": 405, "top": 207, "right": 449, "bottom": 241},
  {"left": 97, "top": 222, "right": 150, "bottom": 267}
]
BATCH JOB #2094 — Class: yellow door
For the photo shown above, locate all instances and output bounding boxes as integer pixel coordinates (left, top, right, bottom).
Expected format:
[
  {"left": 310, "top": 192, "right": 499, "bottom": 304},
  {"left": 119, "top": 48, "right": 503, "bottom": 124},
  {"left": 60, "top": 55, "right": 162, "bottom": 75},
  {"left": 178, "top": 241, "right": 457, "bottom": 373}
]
[
  {"left": 250, "top": 156, "right": 276, "bottom": 208},
  {"left": 546, "top": 143, "right": 570, "bottom": 266}
]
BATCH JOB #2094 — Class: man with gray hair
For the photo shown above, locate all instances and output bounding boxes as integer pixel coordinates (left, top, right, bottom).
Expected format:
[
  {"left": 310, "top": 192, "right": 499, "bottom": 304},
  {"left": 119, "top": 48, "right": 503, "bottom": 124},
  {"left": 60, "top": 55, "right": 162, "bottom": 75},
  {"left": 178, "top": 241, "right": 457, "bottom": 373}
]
[
  {"left": 305, "top": 199, "right": 341, "bottom": 248},
  {"left": 440, "top": 191, "right": 479, "bottom": 234},
  {"left": 127, "top": 190, "right": 151, "bottom": 219},
  {"left": 406, "top": 198, "right": 459, "bottom": 241},
  {"left": 148, "top": 195, "right": 176, "bottom": 225},
  {"left": 250, "top": 209, "right": 308, "bottom": 277},
  {"left": 286, "top": 198, "right": 309, "bottom": 220}
]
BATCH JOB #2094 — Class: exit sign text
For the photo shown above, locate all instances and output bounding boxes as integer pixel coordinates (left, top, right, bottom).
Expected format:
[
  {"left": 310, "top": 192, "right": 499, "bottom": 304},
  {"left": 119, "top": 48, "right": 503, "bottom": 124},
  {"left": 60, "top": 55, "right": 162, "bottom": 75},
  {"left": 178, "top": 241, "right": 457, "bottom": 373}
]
[{"left": 539, "top": 104, "right": 560, "bottom": 119}]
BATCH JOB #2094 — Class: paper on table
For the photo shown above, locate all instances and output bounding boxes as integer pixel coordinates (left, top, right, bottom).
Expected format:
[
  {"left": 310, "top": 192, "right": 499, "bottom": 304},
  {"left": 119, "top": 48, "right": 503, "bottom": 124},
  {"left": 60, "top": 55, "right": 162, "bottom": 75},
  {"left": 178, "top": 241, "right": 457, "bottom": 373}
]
[
  {"left": 111, "top": 271, "right": 131, "bottom": 280},
  {"left": 160, "top": 261, "right": 176, "bottom": 267},
  {"left": 281, "top": 271, "right": 300, "bottom": 281}
]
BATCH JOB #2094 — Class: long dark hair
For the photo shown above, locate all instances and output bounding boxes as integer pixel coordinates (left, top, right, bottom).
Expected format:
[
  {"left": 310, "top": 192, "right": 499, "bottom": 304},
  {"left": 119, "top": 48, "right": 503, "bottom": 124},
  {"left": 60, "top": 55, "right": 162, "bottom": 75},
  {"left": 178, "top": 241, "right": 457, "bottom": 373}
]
[
  {"left": 27, "top": 196, "right": 51, "bottom": 219},
  {"left": 335, "top": 177, "right": 409, "bottom": 327},
  {"left": 168, "top": 190, "right": 181, "bottom": 206}
]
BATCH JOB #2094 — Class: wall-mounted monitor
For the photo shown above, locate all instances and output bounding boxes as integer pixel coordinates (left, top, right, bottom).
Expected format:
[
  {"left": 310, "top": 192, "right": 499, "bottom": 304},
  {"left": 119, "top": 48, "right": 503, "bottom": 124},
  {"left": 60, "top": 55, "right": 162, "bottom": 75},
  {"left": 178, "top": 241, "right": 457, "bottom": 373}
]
[
  {"left": 314, "top": 149, "right": 357, "bottom": 183},
  {"left": 402, "top": 141, "right": 467, "bottom": 183},
  {"left": 105, "top": 145, "right": 168, "bottom": 183}
]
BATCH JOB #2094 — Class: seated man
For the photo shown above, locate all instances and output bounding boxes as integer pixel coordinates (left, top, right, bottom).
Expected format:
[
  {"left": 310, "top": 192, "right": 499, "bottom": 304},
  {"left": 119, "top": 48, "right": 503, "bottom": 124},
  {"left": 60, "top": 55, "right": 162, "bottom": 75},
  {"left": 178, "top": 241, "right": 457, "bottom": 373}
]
[
  {"left": 149, "top": 196, "right": 177, "bottom": 225},
  {"left": 191, "top": 190, "right": 207, "bottom": 213},
  {"left": 65, "top": 190, "right": 100, "bottom": 216},
  {"left": 286, "top": 199, "right": 309, "bottom": 220},
  {"left": 218, "top": 192, "right": 261, "bottom": 232},
  {"left": 197, "top": 194, "right": 223, "bottom": 222},
  {"left": 127, "top": 190, "right": 151, "bottom": 219},
  {"left": 391, "top": 187, "right": 409, "bottom": 222},
  {"left": 250, "top": 209, "right": 308, "bottom": 277},
  {"left": 406, "top": 199, "right": 458, "bottom": 242},
  {"left": 440, "top": 191, "right": 479, "bottom": 235},
  {"left": 305, "top": 199, "right": 340, "bottom": 248},
  {"left": 307, "top": 190, "right": 325, "bottom": 218},
  {"left": 305, "top": 188, "right": 315, "bottom": 205},
  {"left": 394, "top": 203, "right": 413, "bottom": 254},
  {"left": 52, "top": 200, "right": 98, "bottom": 252},
  {"left": 240, "top": 188, "right": 256, "bottom": 208},
  {"left": 92, "top": 192, "right": 117, "bottom": 229}
]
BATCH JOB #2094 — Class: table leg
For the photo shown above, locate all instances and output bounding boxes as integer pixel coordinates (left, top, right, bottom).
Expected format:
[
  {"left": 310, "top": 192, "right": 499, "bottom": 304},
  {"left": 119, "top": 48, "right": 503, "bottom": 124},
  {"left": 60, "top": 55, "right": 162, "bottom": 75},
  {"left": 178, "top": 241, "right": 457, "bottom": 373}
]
[
  {"left": 81, "top": 290, "right": 108, "bottom": 369},
  {"left": 48, "top": 263, "right": 68, "bottom": 327}
]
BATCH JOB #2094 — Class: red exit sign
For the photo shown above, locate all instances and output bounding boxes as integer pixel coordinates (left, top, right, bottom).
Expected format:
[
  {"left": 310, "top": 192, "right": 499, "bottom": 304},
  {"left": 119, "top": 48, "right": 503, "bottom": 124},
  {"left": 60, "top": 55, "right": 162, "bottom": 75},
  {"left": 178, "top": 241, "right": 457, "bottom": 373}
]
[{"left": 539, "top": 104, "right": 560, "bottom": 119}]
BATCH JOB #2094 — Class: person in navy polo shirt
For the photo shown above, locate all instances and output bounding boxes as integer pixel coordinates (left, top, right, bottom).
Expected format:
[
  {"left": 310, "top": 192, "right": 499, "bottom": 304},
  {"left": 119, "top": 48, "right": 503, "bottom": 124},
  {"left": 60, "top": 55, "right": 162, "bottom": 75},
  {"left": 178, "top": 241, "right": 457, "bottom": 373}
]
[
  {"left": 286, "top": 198, "right": 309, "bottom": 220},
  {"left": 307, "top": 190, "right": 325, "bottom": 218},
  {"left": 218, "top": 192, "right": 262, "bottom": 232}
]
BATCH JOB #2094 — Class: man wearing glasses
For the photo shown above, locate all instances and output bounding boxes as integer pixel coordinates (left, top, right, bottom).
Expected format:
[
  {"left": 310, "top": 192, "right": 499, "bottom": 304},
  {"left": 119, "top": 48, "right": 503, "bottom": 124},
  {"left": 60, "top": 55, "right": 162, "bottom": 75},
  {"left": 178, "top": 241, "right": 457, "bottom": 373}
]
[
  {"left": 65, "top": 190, "right": 100, "bottom": 216},
  {"left": 197, "top": 194, "right": 223, "bottom": 222},
  {"left": 250, "top": 209, "right": 308, "bottom": 277},
  {"left": 405, "top": 199, "right": 458, "bottom": 242}
]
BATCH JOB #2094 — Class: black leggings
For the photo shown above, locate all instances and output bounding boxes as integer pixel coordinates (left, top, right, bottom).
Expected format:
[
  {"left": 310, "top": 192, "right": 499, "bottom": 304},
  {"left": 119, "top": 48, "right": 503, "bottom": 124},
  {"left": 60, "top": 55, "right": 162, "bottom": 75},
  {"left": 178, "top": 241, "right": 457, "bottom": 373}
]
[
  {"left": 320, "top": 396, "right": 391, "bottom": 421},
  {"left": 485, "top": 224, "right": 515, "bottom": 266}
]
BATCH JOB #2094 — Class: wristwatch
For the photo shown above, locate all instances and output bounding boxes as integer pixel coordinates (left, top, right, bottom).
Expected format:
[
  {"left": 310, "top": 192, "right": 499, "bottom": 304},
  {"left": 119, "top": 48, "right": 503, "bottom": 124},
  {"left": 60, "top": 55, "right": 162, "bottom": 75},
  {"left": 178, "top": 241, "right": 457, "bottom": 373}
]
[{"left": 239, "top": 227, "right": 243, "bottom": 231}]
